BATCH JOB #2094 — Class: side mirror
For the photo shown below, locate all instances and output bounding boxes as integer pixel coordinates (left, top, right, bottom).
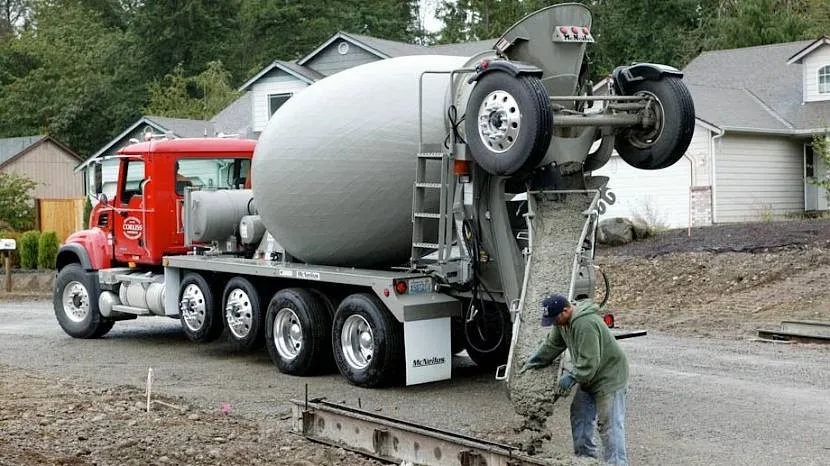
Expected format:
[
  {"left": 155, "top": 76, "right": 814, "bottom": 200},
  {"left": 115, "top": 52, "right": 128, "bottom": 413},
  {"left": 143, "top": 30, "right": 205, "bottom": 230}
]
[{"left": 96, "top": 193, "right": 109, "bottom": 205}]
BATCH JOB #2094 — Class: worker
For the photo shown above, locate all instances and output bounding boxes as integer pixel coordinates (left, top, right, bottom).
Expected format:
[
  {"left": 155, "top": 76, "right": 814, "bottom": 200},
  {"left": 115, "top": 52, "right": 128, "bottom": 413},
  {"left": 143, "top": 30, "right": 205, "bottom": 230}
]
[{"left": 521, "top": 294, "right": 629, "bottom": 465}]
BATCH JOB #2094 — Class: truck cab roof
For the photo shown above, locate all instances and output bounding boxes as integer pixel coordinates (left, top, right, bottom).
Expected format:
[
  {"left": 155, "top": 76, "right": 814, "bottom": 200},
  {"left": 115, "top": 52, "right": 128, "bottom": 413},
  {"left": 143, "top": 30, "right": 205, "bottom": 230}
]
[{"left": 117, "top": 138, "right": 257, "bottom": 156}]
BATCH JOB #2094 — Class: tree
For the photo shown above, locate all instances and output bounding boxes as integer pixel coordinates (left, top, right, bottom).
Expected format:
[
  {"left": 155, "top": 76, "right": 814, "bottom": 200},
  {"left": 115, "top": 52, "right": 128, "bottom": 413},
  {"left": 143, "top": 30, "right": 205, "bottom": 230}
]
[
  {"left": 699, "top": 0, "right": 817, "bottom": 51},
  {"left": 0, "top": 171, "right": 37, "bottom": 231},
  {"left": 144, "top": 61, "right": 240, "bottom": 120},
  {"left": 0, "top": 0, "right": 31, "bottom": 38},
  {"left": 0, "top": 1, "right": 145, "bottom": 157}
]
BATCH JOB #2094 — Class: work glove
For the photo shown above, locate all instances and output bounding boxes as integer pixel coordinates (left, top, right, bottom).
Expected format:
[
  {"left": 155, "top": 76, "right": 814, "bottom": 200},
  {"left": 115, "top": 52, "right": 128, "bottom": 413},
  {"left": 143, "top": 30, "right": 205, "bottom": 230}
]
[
  {"left": 519, "top": 353, "right": 550, "bottom": 374},
  {"left": 556, "top": 373, "right": 576, "bottom": 394}
]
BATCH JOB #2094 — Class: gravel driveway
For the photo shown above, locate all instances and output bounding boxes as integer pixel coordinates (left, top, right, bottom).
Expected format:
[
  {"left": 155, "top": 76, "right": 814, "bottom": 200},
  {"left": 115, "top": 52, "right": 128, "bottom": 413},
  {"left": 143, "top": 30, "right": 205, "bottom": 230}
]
[{"left": 1, "top": 299, "right": 828, "bottom": 465}]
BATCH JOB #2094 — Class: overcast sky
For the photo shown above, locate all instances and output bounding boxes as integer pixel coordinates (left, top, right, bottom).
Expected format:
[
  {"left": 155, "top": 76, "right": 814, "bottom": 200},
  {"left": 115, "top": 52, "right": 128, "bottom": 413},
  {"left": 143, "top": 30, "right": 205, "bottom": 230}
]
[{"left": 420, "top": 0, "right": 443, "bottom": 33}]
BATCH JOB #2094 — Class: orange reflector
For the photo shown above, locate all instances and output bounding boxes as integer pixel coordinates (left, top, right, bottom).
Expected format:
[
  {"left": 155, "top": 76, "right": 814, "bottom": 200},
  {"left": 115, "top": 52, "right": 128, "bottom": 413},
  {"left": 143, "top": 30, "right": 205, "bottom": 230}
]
[
  {"left": 128, "top": 261, "right": 136, "bottom": 268},
  {"left": 394, "top": 280, "right": 408, "bottom": 295},
  {"left": 454, "top": 160, "right": 471, "bottom": 176},
  {"left": 603, "top": 313, "right": 615, "bottom": 328}
]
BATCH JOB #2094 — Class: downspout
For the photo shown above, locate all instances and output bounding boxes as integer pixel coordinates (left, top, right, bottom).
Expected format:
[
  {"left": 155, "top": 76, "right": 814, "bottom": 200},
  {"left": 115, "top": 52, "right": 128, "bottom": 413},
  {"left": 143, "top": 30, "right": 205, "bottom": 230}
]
[{"left": 710, "top": 128, "right": 725, "bottom": 224}]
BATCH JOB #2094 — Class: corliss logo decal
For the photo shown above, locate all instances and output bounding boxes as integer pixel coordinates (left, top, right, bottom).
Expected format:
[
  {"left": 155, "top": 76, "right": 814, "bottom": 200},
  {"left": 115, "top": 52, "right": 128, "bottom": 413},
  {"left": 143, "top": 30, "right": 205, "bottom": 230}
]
[{"left": 123, "top": 217, "right": 143, "bottom": 240}]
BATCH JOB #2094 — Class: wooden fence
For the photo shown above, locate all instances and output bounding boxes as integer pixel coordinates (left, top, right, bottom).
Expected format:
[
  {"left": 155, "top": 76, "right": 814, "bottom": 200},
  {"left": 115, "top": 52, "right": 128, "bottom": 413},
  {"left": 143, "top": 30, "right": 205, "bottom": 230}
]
[{"left": 36, "top": 198, "right": 85, "bottom": 243}]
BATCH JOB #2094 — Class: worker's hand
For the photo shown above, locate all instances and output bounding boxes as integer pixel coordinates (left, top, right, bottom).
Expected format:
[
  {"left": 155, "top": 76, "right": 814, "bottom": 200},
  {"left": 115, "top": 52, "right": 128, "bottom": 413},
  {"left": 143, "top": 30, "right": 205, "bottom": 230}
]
[
  {"left": 519, "top": 354, "right": 549, "bottom": 374},
  {"left": 556, "top": 373, "right": 576, "bottom": 393}
]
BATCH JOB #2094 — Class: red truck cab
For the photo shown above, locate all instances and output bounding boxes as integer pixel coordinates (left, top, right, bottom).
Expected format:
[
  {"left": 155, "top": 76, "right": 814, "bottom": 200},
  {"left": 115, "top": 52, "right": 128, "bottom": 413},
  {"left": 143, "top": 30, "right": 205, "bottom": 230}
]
[{"left": 65, "top": 138, "right": 256, "bottom": 271}]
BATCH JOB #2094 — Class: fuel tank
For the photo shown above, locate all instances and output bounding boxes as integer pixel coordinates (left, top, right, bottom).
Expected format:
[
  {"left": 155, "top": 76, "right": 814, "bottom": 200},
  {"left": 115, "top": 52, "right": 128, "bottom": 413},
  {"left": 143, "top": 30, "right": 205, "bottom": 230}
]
[{"left": 252, "top": 55, "right": 472, "bottom": 267}]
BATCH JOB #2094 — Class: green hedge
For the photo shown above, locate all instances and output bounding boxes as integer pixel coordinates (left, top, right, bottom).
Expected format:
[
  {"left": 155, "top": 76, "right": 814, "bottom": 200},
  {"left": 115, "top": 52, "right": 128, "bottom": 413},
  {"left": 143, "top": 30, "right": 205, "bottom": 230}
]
[
  {"left": 19, "top": 230, "right": 40, "bottom": 269},
  {"left": 38, "top": 231, "right": 59, "bottom": 269},
  {"left": 0, "top": 230, "right": 21, "bottom": 268}
]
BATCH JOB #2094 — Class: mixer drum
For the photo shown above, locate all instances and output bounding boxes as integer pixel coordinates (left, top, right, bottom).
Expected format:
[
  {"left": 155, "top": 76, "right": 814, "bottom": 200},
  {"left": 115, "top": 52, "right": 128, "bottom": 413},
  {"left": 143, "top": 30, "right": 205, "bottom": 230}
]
[{"left": 253, "top": 55, "right": 472, "bottom": 267}]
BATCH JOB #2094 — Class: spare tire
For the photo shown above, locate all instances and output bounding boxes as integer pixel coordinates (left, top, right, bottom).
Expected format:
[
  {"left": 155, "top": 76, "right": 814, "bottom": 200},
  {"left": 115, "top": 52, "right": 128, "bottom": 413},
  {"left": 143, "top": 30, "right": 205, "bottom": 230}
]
[
  {"left": 614, "top": 76, "right": 695, "bottom": 170},
  {"left": 465, "top": 71, "right": 553, "bottom": 176}
]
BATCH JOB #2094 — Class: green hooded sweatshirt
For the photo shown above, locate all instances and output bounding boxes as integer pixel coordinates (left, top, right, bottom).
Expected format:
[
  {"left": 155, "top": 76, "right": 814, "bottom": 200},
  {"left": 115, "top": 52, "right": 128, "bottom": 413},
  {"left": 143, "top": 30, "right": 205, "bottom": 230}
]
[{"left": 535, "top": 300, "right": 629, "bottom": 395}]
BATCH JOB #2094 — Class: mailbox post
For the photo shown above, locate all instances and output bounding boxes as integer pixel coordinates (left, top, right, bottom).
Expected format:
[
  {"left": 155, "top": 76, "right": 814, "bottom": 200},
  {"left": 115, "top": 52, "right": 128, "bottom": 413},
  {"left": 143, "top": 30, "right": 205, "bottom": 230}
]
[{"left": 0, "top": 238, "right": 16, "bottom": 292}]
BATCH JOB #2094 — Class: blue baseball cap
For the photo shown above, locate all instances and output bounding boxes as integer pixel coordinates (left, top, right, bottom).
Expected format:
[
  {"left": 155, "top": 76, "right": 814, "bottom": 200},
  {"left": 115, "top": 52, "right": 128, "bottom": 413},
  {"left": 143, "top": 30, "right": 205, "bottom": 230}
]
[{"left": 541, "top": 294, "right": 570, "bottom": 327}]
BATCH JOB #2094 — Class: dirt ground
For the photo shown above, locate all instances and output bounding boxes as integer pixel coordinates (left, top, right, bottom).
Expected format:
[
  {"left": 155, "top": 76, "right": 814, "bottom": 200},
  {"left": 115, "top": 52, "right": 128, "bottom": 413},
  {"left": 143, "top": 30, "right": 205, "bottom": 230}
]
[{"left": 1, "top": 217, "right": 829, "bottom": 465}]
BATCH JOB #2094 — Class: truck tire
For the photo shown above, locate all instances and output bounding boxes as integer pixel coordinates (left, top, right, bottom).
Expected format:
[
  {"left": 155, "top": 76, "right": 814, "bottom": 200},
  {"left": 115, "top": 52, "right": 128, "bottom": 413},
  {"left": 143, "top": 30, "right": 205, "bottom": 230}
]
[
  {"left": 332, "top": 293, "right": 403, "bottom": 387},
  {"left": 222, "top": 277, "right": 264, "bottom": 351},
  {"left": 53, "top": 263, "right": 113, "bottom": 339},
  {"left": 178, "top": 272, "right": 222, "bottom": 342},
  {"left": 465, "top": 71, "right": 553, "bottom": 176},
  {"left": 464, "top": 300, "right": 511, "bottom": 369},
  {"left": 614, "top": 76, "right": 695, "bottom": 170},
  {"left": 265, "top": 288, "right": 333, "bottom": 376}
]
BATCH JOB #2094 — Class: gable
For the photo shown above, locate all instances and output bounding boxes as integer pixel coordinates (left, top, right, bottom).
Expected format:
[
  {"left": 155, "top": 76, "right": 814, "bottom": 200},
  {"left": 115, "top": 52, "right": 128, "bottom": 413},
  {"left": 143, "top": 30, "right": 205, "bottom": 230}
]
[
  {"left": 302, "top": 38, "right": 384, "bottom": 76},
  {"left": 802, "top": 44, "right": 830, "bottom": 103}
]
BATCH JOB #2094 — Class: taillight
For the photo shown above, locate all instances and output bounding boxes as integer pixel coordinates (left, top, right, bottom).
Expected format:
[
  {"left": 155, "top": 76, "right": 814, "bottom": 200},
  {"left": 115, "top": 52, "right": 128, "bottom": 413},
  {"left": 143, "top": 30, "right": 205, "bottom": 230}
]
[
  {"left": 603, "top": 313, "right": 615, "bottom": 328},
  {"left": 393, "top": 279, "right": 408, "bottom": 295},
  {"left": 454, "top": 160, "right": 471, "bottom": 176}
]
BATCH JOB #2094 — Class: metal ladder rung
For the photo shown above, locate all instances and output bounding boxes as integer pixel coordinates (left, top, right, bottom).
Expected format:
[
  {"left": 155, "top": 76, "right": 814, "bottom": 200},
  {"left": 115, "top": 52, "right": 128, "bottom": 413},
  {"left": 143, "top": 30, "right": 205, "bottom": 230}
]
[
  {"left": 415, "top": 182, "right": 441, "bottom": 189},
  {"left": 414, "top": 212, "right": 441, "bottom": 219},
  {"left": 417, "top": 152, "right": 444, "bottom": 159},
  {"left": 413, "top": 242, "right": 439, "bottom": 249}
]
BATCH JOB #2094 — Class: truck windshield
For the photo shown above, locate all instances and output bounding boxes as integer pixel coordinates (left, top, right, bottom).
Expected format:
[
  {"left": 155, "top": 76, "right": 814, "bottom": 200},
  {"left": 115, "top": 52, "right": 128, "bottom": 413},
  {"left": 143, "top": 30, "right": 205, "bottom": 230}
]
[{"left": 176, "top": 158, "right": 251, "bottom": 194}]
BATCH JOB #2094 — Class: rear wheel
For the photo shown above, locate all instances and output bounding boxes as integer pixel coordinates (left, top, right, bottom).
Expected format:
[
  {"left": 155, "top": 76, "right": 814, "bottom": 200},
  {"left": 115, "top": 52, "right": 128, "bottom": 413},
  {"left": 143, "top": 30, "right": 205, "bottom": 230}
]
[
  {"left": 463, "top": 300, "right": 511, "bottom": 368},
  {"left": 465, "top": 71, "right": 553, "bottom": 176},
  {"left": 179, "top": 272, "right": 222, "bottom": 342},
  {"left": 615, "top": 77, "right": 695, "bottom": 170},
  {"left": 53, "top": 264, "right": 113, "bottom": 338},
  {"left": 222, "top": 277, "right": 264, "bottom": 351},
  {"left": 265, "top": 288, "right": 332, "bottom": 376},
  {"left": 332, "top": 293, "right": 403, "bottom": 387}
]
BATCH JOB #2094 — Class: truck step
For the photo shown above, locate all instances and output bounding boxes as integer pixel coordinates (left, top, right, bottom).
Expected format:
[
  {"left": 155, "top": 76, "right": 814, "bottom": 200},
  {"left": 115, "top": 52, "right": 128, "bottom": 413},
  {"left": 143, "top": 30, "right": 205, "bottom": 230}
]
[{"left": 111, "top": 305, "right": 153, "bottom": 316}]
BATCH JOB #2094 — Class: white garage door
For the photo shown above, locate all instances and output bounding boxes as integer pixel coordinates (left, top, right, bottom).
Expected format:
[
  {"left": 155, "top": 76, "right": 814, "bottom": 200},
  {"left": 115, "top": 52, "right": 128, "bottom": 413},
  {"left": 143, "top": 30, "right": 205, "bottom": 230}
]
[{"left": 593, "top": 154, "right": 692, "bottom": 228}]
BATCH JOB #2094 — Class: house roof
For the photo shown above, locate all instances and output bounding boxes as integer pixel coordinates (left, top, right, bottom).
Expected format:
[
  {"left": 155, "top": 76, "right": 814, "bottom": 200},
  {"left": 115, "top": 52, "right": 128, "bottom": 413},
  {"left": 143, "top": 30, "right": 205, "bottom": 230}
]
[
  {"left": 0, "top": 135, "right": 81, "bottom": 170},
  {"left": 787, "top": 36, "right": 830, "bottom": 64},
  {"left": 210, "top": 94, "right": 253, "bottom": 137},
  {"left": 682, "top": 39, "right": 830, "bottom": 134},
  {"left": 298, "top": 31, "right": 496, "bottom": 66},
  {"left": 239, "top": 60, "right": 324, "bottom": 91},
  {"left": 77, "top": 116, "right": 213, "bottom": 172}
]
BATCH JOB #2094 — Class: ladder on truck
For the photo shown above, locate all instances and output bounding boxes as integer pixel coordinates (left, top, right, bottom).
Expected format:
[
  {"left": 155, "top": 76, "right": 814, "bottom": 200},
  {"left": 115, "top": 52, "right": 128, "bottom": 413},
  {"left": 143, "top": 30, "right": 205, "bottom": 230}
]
[{"left": 410, "top": 143, "right": 453, "bottom": 267}]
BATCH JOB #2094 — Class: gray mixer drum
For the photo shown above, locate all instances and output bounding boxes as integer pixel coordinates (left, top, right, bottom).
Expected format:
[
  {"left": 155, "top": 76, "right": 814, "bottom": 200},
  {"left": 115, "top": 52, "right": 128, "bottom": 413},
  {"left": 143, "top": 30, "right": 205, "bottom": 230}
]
[{"left": 253, "top": 55, "right": 471, "bottom": 267}]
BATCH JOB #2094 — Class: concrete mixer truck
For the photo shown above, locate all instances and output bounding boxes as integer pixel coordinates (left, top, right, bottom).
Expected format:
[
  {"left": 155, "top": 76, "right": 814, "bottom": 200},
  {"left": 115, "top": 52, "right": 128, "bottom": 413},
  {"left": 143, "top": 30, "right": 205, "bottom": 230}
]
[{"left": 53, "top": 3, "right": 694, "bottom": 389}]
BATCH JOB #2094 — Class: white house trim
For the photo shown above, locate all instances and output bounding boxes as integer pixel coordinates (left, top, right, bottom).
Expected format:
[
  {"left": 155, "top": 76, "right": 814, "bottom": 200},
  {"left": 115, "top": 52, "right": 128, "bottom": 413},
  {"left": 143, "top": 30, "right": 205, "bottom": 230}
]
[
  {"left": 239, "top": 61, "right": 316, "bottom": 91},
  {"left": 786, "top": 36, "right": 830, "bottom": 64}
]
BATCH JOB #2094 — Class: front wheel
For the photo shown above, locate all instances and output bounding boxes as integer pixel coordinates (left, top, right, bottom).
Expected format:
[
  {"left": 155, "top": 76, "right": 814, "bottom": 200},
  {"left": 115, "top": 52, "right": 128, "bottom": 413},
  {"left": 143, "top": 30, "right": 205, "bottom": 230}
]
[
  {"left": 53, "top": 264, "right": 113, "bottom": 338},
  {"left": 614, "top": 76, "right": 695, "bottom": 170},
  {"left": 332, "top": 293, "right": 403, "bottom": 387}
]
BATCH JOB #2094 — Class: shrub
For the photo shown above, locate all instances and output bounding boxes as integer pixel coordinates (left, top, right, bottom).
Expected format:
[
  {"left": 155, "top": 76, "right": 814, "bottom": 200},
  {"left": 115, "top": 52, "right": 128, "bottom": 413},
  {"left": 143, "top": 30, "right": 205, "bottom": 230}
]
[
  {"left": 0, "top": 230, "right": 21, "bottom": 268},
  {"left": 38, "top": 231, "right": 59, "bottom": 269},
  {"left": 0, "top": 172, "right": 37, "bottom": 230},
  {"left": 19, "top": 230, "right": 40, "bottom": 269}
]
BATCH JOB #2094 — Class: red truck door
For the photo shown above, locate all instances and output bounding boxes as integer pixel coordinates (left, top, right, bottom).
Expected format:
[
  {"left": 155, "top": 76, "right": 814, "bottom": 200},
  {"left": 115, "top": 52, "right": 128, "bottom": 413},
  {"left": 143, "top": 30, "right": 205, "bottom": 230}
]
[{"left": 112, "top": 158, "right": 151, "bottom": 263}]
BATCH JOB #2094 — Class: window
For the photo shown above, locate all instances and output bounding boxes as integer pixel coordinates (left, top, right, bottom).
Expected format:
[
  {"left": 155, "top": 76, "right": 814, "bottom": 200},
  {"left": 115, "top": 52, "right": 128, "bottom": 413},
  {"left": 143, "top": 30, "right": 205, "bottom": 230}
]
[
  {"left": 820, "top": 65, "right": 830, "bottom": 94},
  {"left": 268, "top": 93, "right": 292, "bottom": 116},
  {"left": 120, "top": 159, "right": 145, "bottom": 204},
  {"left": 176, "top": 158, "right": 252, "bottom": 195}
]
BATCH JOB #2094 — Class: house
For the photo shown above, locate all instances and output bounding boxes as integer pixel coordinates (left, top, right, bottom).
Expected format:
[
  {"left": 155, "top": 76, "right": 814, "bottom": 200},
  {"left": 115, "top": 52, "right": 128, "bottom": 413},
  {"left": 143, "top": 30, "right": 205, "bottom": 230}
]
[
  {"left": 0, "top": 135, "right": 85, "bottom": 239},
  {"left": 595, "top": 37, "right": 830, "bottom": 228},
  {"left": 0, "top": 135, "right": 83, "bottom": 199}
]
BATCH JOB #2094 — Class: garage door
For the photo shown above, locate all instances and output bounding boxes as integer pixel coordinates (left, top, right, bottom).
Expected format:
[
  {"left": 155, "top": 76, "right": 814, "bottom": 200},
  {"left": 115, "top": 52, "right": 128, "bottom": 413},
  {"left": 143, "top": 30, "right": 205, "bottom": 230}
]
[{"left": 593, "top": 154, "right": 692, "bottom": 228}]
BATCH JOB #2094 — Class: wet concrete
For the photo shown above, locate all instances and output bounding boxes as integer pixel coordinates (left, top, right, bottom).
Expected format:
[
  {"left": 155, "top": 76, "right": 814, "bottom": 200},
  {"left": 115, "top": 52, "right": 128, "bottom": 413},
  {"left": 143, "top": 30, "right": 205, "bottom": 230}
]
[{"left": 507, "top": 192, "right": 595, "bottom": 456}]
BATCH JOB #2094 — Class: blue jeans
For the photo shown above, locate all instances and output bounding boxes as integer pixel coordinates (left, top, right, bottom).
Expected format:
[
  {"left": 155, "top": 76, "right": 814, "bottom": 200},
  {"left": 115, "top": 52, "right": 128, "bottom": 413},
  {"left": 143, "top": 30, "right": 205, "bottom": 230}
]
[{"left": 570, "top": 385, "right": 628, "bottom": 465}]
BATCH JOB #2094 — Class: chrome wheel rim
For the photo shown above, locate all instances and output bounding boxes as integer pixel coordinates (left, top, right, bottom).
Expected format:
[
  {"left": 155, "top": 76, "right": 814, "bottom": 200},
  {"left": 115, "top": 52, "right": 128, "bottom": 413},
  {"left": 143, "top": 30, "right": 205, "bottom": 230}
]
[
  {"left": 627, "top": 91, "right": 665, "bottom": 149},
  {"left": 180, "top": 284, "right": 206, "bottom": 332},
  {"left": 477, "top": 90, "right": 521, "bottom": 153},
  {"left": 225, "top": 288, "right": 253, "bottom": 339},
  {"left": 62, "top": 281, "right": 90, "bottom": 323},
  {"left": 341, "top": 314, "right": 374, "bottom": 370},
  {"left": 274, "top": 308, "right": 303, "bottom": 360}
]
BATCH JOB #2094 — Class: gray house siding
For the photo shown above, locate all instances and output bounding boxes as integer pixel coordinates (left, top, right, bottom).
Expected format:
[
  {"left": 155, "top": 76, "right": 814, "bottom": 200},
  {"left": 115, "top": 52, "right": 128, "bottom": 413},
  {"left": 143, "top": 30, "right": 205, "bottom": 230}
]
[
  {"left": 250, "top": 70, "right": 309, "bottom": 132},
  {"left": 304, "top": 41, "right": 381, "bottom": 76},
  {"left": 714, "top": 134, "right": 804, "bottom": 223}
]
